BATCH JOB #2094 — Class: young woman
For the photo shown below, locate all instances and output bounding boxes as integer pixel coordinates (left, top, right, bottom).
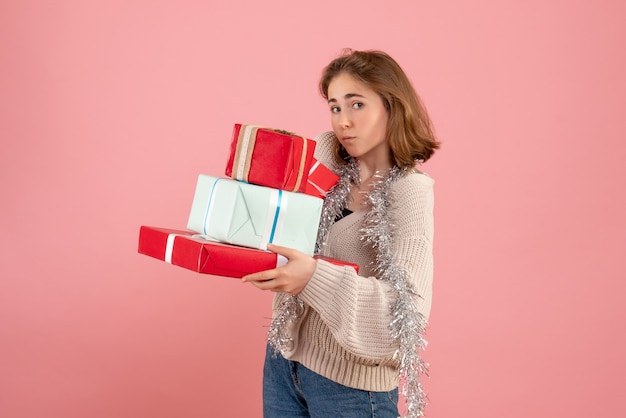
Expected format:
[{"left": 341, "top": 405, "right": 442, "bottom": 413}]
[{"left": 242, "top": 49, "right": 440, "bottom": 418}]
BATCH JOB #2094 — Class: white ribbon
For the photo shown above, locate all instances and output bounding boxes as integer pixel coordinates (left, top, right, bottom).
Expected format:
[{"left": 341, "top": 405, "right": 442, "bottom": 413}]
[
  {"left": 276, "top": 255, "right": 288, "bottom": 267},
  {"left": 307, "top": 180, "right": 327, "bottom": 197},
  {"left": 164, "top": 233, "right": 184, "bottom": 264},
  {"left": 307, "top": 160, "right": 329, "bottom": 197},
  {"left": 191, "top": 233, "right": 220, "bottom": 242},
  {"left": 308, "top": 159, "right": 321, "bottom": 175},
  {"left": 260, "top": 189, "right": 288, "bottom": 250}
]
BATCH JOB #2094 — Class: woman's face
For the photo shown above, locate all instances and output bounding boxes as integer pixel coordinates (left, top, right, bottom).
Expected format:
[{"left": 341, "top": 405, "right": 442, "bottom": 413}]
[{"left": 327, "top": 72, "right": 389, "bottom": 164}]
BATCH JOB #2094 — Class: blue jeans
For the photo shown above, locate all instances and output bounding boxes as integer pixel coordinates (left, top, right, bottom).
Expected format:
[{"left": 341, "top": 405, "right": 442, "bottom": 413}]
[{"left": 263, "top": 344, "right": 399, "bottom": 418}]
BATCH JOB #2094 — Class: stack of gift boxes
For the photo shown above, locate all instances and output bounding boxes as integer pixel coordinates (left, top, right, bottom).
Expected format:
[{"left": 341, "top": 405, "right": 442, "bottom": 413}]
[{"left": 138, "top": 124, "right": 358, "bottom": 278}]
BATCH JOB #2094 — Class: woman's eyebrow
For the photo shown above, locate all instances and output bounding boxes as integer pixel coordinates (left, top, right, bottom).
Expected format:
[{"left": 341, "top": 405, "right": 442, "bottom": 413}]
[{"left": 328, "top": 93, "right": 366, "bottom": 104}]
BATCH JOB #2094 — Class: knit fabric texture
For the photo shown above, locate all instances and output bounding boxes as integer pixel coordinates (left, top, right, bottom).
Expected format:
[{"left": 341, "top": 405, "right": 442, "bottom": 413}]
[{"left": 271, "top": 131, "right": 435, "bottom": 392}]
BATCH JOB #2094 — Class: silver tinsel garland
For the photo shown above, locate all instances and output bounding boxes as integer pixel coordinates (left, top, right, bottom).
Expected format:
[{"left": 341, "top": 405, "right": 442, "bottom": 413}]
[{"left": 268, "top": 157, "right": 429, "bottom": 418}]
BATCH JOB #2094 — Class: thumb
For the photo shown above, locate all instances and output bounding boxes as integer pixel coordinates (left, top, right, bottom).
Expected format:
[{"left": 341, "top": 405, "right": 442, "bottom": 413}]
[{"left": 266, "top": 243, "right": 296, "bottom": 258}]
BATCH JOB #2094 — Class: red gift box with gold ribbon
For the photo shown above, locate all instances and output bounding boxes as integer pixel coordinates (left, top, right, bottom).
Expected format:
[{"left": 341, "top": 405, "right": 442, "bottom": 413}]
[
  {"left": 225, "top": 124, "right": 316, "bottom": 192},
  {"left": 138, "top": 226, "right": 359, "bottom": 278}
]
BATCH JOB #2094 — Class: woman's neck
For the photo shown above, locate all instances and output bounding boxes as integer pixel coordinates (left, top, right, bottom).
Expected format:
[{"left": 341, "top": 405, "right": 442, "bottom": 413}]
[{"left": 355, "top": 158, "right": 392, "bottom": 183}]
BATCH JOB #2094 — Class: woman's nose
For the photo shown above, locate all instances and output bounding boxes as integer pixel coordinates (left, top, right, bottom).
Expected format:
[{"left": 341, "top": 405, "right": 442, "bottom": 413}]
[{"left": 339, "top": 112, "right": 352, "bottom": 128}]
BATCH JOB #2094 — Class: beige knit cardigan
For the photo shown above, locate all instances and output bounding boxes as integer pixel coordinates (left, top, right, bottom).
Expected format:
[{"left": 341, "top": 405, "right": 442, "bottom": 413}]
[{"left": 271, "top": 131, "right": 434, "bottom": 392}]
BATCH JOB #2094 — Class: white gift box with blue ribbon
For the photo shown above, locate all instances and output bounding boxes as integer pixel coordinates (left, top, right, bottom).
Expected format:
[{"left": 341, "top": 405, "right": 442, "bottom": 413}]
[{"left": 187, "top": 174, "right": 323, "bottom": 256}]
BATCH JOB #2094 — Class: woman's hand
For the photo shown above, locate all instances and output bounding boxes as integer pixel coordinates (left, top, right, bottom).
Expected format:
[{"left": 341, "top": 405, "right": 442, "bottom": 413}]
[{"left": 241, "top": 244, "right": 317, "bottom": 295}]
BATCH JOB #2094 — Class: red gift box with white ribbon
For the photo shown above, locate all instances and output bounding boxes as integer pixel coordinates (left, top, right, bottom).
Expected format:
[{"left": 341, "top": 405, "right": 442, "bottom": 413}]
[
  {"left": 304, "top": 158, "right": 340, "bottom": 198},
  {"left": 138, "top": 226, "right": 359, "bottom": 278}
]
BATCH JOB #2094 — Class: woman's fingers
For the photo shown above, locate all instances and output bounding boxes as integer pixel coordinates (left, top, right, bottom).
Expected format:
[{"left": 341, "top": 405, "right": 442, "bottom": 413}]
[
  {"left": 241, "top": 268, "right": 276, "bottom": 283},
  {"left": 266, "top": 243, "right": 298, "bottom": 258},
  {"left": 241, "top": 244, "right": 317, "bottom": 295}
]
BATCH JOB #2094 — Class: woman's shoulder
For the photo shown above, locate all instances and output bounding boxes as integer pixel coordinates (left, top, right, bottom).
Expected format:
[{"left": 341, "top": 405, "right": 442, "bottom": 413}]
[
  {"left": 394, "top": 169, "right": 435, "bottom": 191},
  {"left": 390, "top": 169, "right": 435, "bottom": 206}
]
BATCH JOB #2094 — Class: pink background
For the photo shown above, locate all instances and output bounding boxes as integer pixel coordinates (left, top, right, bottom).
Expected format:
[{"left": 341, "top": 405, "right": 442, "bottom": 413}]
[{"left": 2, "top": 1, "right": 625, "bottom": 417}]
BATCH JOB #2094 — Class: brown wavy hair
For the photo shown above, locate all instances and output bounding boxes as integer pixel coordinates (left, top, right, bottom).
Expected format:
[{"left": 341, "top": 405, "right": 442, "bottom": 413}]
[{"left": 319, "top": 49, "right": 440, "bottom": 167}]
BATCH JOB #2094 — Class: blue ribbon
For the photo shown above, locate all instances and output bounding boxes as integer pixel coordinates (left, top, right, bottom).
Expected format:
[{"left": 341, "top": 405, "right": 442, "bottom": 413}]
[
  {"left": 268, "top": 189, "right": 282, "bottom": 244},
  {"left": 202, "top": 178, "right": 222, "bottom": 235}
]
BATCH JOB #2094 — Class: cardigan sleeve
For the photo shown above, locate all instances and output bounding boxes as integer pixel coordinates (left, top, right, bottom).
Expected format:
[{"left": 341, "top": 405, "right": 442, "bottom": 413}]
[
  {"left": 298, "top": 174, "right": 435, "bottom": 361},
  {"left": 312, "top": 131, "right": 343, "bottom": 174}
]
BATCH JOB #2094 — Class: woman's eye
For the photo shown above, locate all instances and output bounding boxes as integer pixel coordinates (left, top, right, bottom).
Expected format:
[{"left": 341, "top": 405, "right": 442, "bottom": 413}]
[
  {"left": 330, "top": 106, "right": 340, "bottom": 113},
  {"left": 352, "top": 102, "right": 363, "bottom": 109}
]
